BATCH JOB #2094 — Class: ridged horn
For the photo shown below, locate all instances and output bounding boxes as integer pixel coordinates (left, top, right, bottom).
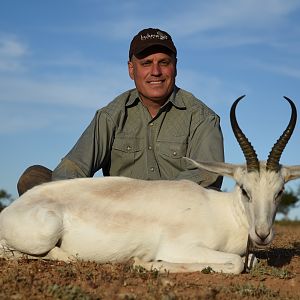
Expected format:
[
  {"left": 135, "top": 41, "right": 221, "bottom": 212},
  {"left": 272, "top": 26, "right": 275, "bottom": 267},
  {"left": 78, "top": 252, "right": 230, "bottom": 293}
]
[
  {"left": 230, "top": 95, "right": 260, "bottom": 172},
  {"left": 266, "top": 96, "right": 297, "bottom": 172}
]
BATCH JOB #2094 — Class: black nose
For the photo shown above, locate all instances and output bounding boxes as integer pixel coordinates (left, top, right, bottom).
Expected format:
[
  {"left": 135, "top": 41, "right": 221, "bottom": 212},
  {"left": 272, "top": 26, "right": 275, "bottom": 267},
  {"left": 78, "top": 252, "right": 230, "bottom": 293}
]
[{"left": 255, "top": 229, "right": 270, "bottom": 242}]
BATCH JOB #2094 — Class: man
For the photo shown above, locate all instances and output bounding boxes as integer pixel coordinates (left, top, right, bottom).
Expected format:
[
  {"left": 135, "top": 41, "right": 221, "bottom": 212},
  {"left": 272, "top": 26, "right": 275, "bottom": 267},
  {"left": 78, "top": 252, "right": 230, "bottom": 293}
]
[{"left": 17, "top": 28, "right": 224, "bottom": 196}]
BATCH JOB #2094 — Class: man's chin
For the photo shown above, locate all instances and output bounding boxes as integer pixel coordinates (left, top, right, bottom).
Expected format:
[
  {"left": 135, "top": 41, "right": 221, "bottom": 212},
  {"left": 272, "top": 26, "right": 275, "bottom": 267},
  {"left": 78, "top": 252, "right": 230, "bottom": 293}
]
[{"left": 141, "top": 93, "right": 170, "bottom": 104}]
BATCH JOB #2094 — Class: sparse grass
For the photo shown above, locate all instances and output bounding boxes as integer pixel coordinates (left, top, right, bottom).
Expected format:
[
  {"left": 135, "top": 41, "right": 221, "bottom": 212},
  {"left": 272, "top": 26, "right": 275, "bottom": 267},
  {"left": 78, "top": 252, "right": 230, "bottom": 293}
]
[
  {"left": 201, "top": 266, "right": 215, "bottom": 274},
  {"left": 228, "top": 282, "right": 280, "bottom": 299},
  {"left": 249, "top": 260, "right": 294, "bottom": 279},
  {"left": 46, "top": 284, "right": 93, "bottom": 300},
  {"left": 131, "top": 264, "right": 161, "bottom": 279}
]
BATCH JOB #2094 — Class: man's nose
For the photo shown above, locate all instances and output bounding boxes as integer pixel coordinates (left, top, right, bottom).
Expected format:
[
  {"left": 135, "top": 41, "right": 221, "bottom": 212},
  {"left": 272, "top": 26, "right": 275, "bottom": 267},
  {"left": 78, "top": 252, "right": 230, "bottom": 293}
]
[{"left": 151, "top": 63, "right": 162, "bottom": 76}]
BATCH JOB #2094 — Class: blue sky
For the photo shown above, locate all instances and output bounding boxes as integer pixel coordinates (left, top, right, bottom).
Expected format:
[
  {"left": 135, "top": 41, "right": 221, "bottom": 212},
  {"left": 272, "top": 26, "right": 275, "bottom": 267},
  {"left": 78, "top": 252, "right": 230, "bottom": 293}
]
[{"left": 1, "top": 0, "right": 300, "bottom": 218}]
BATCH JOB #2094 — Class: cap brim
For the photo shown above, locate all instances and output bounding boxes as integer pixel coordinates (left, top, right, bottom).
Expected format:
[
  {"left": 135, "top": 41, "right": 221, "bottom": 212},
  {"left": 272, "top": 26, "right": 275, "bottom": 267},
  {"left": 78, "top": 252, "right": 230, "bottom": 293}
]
[{"left": 131, "top": 42, "right": 176, "bottom": 59}]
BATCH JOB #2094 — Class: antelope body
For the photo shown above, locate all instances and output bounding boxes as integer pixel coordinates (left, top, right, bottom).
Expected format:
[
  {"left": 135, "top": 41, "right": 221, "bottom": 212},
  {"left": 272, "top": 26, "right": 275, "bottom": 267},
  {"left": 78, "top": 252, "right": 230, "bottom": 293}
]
[{"left": 0, "top": 96, "right": 300, "bottom": 274}]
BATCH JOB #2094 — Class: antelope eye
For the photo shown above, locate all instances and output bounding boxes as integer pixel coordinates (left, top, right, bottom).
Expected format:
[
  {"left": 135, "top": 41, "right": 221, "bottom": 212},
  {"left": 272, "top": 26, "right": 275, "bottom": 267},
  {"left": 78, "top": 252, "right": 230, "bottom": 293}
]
[
  {"left": 240, "top": 186, "right": 250, "bottom": 200},
  {"left": 277, "top": 189, "right": 284, "bottom": 198}
]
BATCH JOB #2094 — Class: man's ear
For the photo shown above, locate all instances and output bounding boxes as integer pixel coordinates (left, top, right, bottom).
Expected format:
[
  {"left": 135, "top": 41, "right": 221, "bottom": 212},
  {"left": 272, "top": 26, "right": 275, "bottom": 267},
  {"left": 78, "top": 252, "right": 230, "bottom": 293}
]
[{"left": 128, "top": 60, "right": 134, "bottom": 80}]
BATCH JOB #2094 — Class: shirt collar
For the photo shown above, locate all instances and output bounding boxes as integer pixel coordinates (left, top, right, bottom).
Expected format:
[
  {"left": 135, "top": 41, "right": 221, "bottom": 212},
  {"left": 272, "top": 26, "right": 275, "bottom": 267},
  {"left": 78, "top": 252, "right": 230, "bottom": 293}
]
[
  {"left": 168, "top": 86, "right": 186, "bottom": 109},
  {"left": 126, "top": 89, "right": 140, "bottom": 107}
]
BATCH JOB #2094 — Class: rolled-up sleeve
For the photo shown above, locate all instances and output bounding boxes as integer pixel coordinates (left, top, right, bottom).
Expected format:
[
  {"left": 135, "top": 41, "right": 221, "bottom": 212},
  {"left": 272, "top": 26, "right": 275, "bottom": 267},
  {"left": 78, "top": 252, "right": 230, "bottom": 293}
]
[{"left": 52, "top": 110, "right": 115, "bottom": 180}]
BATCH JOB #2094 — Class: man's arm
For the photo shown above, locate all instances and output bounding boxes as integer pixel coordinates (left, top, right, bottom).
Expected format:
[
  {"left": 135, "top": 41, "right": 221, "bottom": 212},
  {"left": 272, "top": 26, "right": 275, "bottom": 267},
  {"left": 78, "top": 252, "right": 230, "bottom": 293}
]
[{"left": 52, "top": 110, "right": 115, "bottom": 180}]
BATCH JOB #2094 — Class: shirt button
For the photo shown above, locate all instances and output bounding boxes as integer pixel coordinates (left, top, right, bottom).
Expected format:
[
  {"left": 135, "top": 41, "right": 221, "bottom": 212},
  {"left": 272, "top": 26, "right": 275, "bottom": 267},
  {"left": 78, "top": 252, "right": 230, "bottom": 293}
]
[
  {"left": 126, "top": 146, "right": 131, "bottom": 151},
  {"left": 173, "top": 151, "right": 177, "bottom": 156},
  {"left": 148, "top": 146, "right": 152, "bottom": 150},
  {"left": 150, "top": 167, "right": 154, "bottom": 172},
  {"left": 149, "top": 122, "right": 154, "bottom": 126}
]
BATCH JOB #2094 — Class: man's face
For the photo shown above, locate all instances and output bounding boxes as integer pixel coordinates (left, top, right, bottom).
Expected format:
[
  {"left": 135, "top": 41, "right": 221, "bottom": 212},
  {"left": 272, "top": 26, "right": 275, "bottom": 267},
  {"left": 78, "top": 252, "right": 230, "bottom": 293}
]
[{"left": 128, "top": 50, "right": 177, "bottom": 106}]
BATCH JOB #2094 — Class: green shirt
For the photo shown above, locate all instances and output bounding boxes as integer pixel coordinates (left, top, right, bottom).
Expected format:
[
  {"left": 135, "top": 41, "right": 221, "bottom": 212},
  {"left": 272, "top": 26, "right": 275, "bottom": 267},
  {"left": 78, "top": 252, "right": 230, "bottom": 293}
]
[{"left": 52, "top": 87, "right": 224, "bottom": 188}]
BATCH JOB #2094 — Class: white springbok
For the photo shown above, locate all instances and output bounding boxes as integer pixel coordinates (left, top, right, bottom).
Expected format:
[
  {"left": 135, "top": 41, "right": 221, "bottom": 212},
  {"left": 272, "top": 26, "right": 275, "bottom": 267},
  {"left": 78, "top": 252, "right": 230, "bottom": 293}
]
[{"left": 1, "top": 96, "right": 300, "bottom": 274}]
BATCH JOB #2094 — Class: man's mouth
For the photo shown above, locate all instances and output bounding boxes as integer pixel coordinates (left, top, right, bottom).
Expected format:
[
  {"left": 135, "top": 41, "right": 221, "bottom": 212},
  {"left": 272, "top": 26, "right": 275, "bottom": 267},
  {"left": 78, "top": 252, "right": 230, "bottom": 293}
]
[{"left": 148, "top": 80, "right": 164, "bottom": 85}]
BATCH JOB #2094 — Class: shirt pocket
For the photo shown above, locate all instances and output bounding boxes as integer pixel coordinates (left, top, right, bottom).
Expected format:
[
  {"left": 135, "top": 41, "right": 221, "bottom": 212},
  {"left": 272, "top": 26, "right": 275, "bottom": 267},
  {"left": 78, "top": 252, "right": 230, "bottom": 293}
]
[
  {"left": 157, "top": 137, "right": 187, "bottom": 178},
  {"left": 110, "top": 137, "right": 143, "bottom": 176},
  {"left": 157, "top": 136, "right": 187, "bottom": 156}
]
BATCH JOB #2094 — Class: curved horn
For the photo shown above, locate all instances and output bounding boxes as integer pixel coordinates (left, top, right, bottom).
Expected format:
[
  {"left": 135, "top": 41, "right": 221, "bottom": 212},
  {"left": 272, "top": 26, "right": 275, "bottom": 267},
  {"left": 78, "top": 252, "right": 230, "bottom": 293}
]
[
  {"left": 230, "top": 95, "right": 260, "bottom": 172},
  {"left": 266, "top": 96, "right": 297, "bottom": 172}
]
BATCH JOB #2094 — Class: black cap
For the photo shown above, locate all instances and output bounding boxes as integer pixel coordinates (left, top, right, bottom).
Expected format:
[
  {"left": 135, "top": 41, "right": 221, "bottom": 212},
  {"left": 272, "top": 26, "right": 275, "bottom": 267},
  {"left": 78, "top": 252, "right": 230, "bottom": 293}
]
[{"left": 129, "top": 28, "right": 177, "bottom": 59}]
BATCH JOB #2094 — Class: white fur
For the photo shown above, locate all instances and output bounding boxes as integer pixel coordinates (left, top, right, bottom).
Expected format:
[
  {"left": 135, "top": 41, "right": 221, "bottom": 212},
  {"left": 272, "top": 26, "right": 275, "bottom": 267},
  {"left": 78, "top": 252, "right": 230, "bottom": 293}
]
[{"left": 0, "top": 160, "right": 300, "bottom": 274}]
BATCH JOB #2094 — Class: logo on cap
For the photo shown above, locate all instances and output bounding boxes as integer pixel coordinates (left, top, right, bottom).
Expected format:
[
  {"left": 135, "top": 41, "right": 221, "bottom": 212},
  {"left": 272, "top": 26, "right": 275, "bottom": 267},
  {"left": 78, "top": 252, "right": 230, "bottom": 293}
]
[{"left": 140, "top": 31, "right": 168, "bottom": 41}]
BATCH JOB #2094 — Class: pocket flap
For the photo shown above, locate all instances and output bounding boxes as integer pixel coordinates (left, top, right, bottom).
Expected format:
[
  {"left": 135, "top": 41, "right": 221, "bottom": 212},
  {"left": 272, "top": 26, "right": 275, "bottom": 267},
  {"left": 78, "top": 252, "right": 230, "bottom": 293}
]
[{"left": 112, "top": 137, "right": 142, "bottom": 153}]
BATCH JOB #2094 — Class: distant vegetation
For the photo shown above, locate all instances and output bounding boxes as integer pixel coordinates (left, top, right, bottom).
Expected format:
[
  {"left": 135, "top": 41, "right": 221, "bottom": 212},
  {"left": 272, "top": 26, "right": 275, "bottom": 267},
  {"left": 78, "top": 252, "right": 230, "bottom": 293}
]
[
  {"left": 0, "top": 189, "right": 13, "bottom": 212},
  {"left": 278, "top": 185, "right": 300, "bottom": 220}
]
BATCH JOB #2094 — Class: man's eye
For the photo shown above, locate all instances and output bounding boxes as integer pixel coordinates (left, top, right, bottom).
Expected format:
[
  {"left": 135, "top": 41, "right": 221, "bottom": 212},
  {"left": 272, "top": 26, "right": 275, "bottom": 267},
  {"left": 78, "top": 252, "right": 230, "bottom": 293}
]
[{"left": 160, "top": 60, "right": 170, "bottom": 66}]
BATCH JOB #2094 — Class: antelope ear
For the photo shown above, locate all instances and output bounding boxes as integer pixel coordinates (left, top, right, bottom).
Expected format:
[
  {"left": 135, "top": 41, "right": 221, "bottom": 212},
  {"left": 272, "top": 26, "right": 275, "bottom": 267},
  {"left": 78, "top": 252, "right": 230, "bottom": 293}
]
[
  {"left": 282, "top": 165, "right": 300, "bottom": 182},
  {"left": 184, "top": 157, "right": 241, "bottom": 178}
]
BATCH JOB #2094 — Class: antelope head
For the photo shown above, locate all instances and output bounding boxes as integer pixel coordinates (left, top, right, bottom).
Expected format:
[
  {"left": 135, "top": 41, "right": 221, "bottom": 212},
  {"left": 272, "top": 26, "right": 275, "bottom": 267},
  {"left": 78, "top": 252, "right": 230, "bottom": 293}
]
[
  {"left": 189, "top": 96, "right": 300, "bottom": 248},
  {"left": 229, "top": 95, "right": 300, "bottom": 247}
]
